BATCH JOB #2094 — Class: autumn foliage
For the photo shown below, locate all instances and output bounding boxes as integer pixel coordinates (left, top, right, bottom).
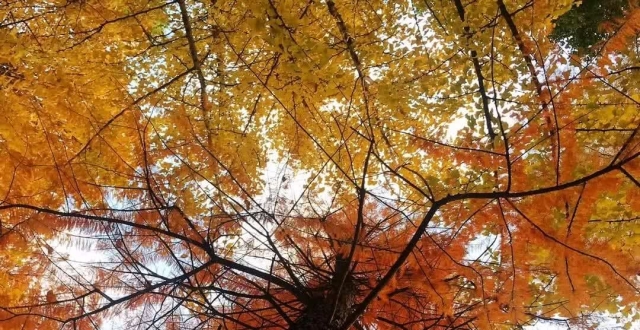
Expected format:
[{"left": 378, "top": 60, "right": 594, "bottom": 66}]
[{"left": 0, "top": 0, "right": 639, "bottom": 329}]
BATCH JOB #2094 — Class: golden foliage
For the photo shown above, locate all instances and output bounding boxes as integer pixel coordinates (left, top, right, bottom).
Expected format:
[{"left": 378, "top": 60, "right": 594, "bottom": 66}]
[{"left": 0, "top": 0, "right": 639, "bottom": 329}]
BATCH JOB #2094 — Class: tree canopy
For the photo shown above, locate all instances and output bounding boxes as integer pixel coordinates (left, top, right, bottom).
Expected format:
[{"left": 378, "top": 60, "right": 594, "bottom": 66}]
[
  {"left": 550, "top": 0, "right": 633, "bottom": 52},
  {"left": 0, "top": 0, "right": 639, "bottom": 329}
]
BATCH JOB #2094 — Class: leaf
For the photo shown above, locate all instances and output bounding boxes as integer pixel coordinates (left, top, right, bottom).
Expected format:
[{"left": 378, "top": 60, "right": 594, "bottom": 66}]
[
  {"left": 0, "top": 0, "right": 639, "bottom": 329},
  {"left": 45, "top": 290, "right": 56, "bottom": 304}
]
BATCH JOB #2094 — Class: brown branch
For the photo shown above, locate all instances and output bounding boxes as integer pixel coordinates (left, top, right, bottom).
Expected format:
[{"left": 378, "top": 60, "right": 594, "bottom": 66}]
[
  {"left": 453, "top": 0, "right": 496, "bottom": 142},
  {"left": 177, "top": 0, "right": 214, "bottom": 142},
  {"left": 340, "top": 151, "right": 638, "bottom": 328},
  {"left": 497, "top": 0, "right": 560, "bottom": 182},
  {"left": 340, "top": 204, "right": 441, "bottom": 329}
]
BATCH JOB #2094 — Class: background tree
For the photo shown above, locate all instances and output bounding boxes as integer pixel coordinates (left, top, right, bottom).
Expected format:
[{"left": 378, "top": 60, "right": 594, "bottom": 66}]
[
  {"left": 550, "top": 0, "right": 633, "bottom": 52},
  {"left": 0, "top": 0, "right": 639, "bottom": 329}
]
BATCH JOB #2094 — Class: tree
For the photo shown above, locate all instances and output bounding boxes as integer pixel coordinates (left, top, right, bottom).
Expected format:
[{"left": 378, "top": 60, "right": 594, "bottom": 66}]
[
  {"left": 0, "top": 0, "right": 639, "bottom": 329},
  {"left": 550, "top": 0, "right": 633, "bottom": 52}
]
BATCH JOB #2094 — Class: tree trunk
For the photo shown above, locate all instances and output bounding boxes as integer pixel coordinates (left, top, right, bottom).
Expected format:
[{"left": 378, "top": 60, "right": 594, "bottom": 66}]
[{"left": 291, "top": 256, "right": 357, "bottom": 330}]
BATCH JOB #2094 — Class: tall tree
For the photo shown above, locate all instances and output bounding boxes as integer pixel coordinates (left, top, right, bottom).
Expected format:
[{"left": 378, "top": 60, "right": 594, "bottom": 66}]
[{"left": 1, "top": 0, "right": 639, "bottom": 329}]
